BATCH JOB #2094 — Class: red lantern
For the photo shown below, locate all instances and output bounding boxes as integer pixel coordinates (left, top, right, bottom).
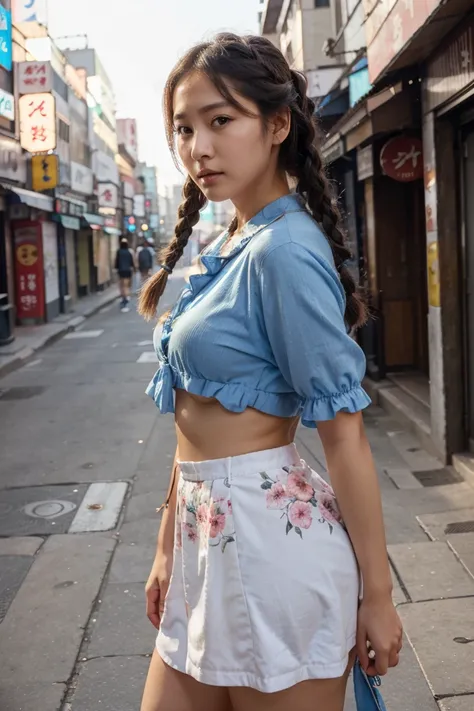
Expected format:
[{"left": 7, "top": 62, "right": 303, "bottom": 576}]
[{"left": 380, "top": 136, "right": 423, "bottom": 182}]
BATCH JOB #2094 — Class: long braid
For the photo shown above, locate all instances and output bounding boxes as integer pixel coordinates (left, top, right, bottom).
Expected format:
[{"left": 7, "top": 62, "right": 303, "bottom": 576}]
[
  {"left": 288, "top": 70, "right": 367, "bottom": 329},
  {"left": 138, "top": 177, "right": 206, "bottom": 320}
]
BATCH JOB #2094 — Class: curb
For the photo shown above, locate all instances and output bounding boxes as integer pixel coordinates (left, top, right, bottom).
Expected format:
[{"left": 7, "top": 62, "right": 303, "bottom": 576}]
[{"left": 0, "top": 292, "right": 118, "bottom": 381}]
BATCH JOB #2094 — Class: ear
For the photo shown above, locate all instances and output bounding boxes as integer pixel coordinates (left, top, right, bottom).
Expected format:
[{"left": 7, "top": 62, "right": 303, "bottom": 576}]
[{"left": 270, "top": 107, "right": 291, "bottom": 146}]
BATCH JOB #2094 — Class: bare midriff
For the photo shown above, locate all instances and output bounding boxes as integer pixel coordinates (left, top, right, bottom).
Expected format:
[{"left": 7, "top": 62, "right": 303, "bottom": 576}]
[{"left": 175, "top": 389, "right": 299, "bottom": 462}]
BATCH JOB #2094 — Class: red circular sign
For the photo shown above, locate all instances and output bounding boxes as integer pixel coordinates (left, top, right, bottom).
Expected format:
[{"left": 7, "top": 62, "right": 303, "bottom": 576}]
[{"left": 380, "top": 136, "right": 423, "bottom": 182}]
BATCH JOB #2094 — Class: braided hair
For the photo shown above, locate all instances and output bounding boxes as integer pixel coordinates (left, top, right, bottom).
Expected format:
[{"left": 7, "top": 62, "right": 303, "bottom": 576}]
[{"left": 139, "top": 33, "right": 366, "bottom": 327}]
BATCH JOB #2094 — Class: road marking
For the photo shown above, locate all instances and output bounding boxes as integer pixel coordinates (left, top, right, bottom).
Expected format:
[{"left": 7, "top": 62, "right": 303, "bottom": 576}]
[
  {"left": 64, "top": 329, "right": 104, "bottom": 339},
  {"left": 137, "top": 351, "right": 158, "bottom": 363},
  {"left": 23, "top": 500, "right": 77, "bottom": 519},
  {"left": 68, "top": 482, "right": 128, "bottom": 533},
  {"left": 138, "top": 340, "right": 154, "bottom": 346}
]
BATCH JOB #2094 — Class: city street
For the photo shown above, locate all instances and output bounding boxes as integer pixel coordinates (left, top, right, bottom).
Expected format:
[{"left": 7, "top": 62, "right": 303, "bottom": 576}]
[{"left": 1, "top": 280, "right": 474, "bottom": 710}]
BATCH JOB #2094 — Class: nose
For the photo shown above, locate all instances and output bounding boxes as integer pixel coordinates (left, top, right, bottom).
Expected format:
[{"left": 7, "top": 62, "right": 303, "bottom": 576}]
[{"left": 190, "top": 129, "right": 214, "bottom": 162}]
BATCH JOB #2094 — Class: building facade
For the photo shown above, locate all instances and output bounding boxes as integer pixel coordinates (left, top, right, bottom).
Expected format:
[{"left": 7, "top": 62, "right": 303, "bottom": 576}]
[{"left": 311, "top": 0, "right": 474, "bottom": 468}]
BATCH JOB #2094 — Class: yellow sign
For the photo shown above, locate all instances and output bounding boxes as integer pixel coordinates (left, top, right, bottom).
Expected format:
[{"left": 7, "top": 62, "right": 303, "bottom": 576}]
[
  {"left": 427, "top": 241, "right": 440, "bottom": 308},
  {"left": 31, "top": 154, "right": 59, "bottom": 192}
]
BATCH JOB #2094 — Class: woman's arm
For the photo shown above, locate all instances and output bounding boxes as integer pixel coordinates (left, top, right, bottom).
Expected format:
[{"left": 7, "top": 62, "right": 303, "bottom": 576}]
[
  {"left": 318, "top": 411, "right": 402, "bottom": 674},
  {"left": 156, "top": 454, "right": 178, "bottom": 553},
  {"left": 146, "top": 450, "right": 179, "bottom": 629}
]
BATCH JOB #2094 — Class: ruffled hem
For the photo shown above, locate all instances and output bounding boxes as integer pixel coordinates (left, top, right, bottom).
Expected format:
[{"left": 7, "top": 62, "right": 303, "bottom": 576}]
[
  {"left": 146, "top": 365, "right": 301, "bottom": 419},
  {"left": 301, "top": 384, "right": 371, "bottom": 428}
]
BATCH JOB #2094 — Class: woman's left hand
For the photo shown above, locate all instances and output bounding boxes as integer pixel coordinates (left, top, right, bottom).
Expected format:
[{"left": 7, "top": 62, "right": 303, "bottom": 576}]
[{"left": 356, "top": 594, "right": 403, "bottom": 676}]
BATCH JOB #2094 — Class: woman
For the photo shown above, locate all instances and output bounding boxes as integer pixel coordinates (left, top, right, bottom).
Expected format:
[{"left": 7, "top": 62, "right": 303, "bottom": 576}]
[{"left": 139, "top": 34, "right": 402, "bottom": 711}]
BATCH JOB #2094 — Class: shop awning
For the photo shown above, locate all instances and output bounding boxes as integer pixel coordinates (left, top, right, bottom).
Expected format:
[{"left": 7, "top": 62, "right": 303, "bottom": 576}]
[
  {"left": 53, "top": 214, "right": 81, "bottom": 230},
  {"left": 82, "top": 213, "right": 105, "bottom": 229},
  {"left": 1, "top": 184, "right": 54, "bottom": 212},
  {"left": 104, "top": 227, "right": 121, "bottom": 236}
]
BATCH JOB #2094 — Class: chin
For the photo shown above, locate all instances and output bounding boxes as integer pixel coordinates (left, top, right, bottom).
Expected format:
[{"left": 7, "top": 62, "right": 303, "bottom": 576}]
[{"left": 200, "top": 186, "right": 232, "bottom": 203}]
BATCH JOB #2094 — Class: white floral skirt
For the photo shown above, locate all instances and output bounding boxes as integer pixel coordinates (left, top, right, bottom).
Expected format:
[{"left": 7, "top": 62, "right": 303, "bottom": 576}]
[{"left": 156, "top": 443, "right": 359, "bottom": 693}]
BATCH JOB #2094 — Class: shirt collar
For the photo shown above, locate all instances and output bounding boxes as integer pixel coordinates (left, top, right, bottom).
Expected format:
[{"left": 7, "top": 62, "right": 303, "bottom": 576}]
[{"left": 205, "top": 192, "right": 306, "bottom": 259}]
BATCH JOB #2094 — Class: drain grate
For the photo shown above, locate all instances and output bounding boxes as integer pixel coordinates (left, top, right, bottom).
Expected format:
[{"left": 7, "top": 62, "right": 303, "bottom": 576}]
[
  {"left": 412, "top": 468, "right": 463, "bottom": 487},
  {"left": 445, "top": 520, "right": 474, "bottom": 535},
  {"left": 0, "top": 386, "right": 46, "bottom": 400}
]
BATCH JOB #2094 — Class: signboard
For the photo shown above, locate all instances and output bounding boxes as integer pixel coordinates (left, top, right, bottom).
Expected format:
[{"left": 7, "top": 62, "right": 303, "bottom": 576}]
[
  {"left": 363, "top": 0, "right": 442, "bottom": 84},
  {"left": 54, "top": 196, "right": 86, "bottom": 217},
  {"left": 380, "top": 136, "right": 423, "bottom": 182},
  {"left": 18, "top": 61, "right": 52, "bottom": 94},
  {"left": 122, "top": 177, "right": 134, "bottom": 199},
  {"left": 98, "top": 182, "right": 118, "bottom": 209},
  {"left": 19, "top": 93, "right": 57, "bottom": 153},
  {"left": 13, "top": 0, "right": 47, "bottom": 23},
  {"left": 424, "top": 17, "right": 474, "bottom": 113},
  {"left": 306, "top": 67, "right": 343, "bottom": 100},
  {"left": 133, "top": 193, "right": 145, "bottom": 217},
  {"left": 32, "top": 154, "right": 59, "bottom": 192},
  {"left": 13, "top": 222, "right": 45, "bottom": 320},
  {"left": 70, "top": 161, "right": 93, "bottom": 196},
  {"left": 0, "top": 136, "right": 27, "bottom": 183},
  {"left": 92, "top": 149, "right": 119, "bottom": 184},
  {"left": 117, "top": 119, "right": 138, "bottom": 161},
  {"left": 0, "top": 6, "right": 12, "bottom": 72},
  {"left": 0, "top": 88, "right": 14, "bottom": 121},
  {"left": 357, "top": 145, "right": 374, "bottom": 181}
]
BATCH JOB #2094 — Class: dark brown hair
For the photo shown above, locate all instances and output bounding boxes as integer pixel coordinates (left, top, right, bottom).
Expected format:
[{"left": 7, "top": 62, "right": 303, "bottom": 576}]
[{"left": 138, "top": 33, "right": 366, "bottom": 328}]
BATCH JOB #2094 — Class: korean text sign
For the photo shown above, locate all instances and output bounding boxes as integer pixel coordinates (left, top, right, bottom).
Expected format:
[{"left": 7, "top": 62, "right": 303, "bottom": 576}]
[
  {"left": 13, "top": 222, "right": 45, "bottom": 320},
  {"left": 19, "top": 93, "right": 57, "bottom": 152}
]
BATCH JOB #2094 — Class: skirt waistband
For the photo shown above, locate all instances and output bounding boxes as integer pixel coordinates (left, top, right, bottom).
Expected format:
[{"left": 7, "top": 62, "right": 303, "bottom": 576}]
[{"left": 178, "top": 443, "right": 300, "bottom": 482}]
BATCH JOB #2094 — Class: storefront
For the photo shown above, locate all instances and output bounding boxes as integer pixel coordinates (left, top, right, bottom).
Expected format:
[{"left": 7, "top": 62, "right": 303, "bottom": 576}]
[
  {"left": 0, "top": 137, "right": 28, "bottom": 343},
  {"left": 53, "top": 195, "right": 87, "bottom": 312},
  {"left": 3, "top": 187, "right": 58, "bottom": 324},
  {"left": 421, "top": 10, "right": 474, "bottom": 457}
]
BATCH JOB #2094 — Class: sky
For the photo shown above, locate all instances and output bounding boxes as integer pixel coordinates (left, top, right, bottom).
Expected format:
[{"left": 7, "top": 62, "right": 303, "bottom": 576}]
[{"left": 46, "top": 0, "right": 259, "bottom": 191}]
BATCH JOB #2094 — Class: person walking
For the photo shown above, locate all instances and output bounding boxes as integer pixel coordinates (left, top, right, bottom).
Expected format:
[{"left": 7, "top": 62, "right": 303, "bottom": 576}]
[
  {"left": 137, "top": 238, "right": 155, "bottom": 286},
  {"left": 138, "top": 33, "right": 402, "bottom": 711},
  {"left": 114, "top": 237, "right": 135, "bottom": 312}
]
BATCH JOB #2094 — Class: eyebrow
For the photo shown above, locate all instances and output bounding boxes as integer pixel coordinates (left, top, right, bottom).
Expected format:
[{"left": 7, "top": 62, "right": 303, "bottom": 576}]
[{"left": 173, "top": 100, "right": 232, "bottom": 121}]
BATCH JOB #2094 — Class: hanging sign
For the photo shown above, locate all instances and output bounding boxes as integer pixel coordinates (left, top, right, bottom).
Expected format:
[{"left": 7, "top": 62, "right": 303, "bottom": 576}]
[
  {"left": 18, "top": 61, "right": 53, "bottom": 94},
  {"left": 98, "top": 182, "right": 118, "bottom": 209},
  {"left": 380, "top": 136, "right": 423, "bottom": 182},
  {"left": 13, "top": 222, "right": 45, "bottom": 320},
  {"left": 19, "top": 93, "right": 57, "bottom": 152},
  {"left": 31, "top": 154, "right": 58, "bottom": 192}
]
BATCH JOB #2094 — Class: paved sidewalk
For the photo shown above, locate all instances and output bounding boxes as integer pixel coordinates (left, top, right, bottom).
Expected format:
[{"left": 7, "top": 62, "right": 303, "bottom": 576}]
[{"left": 0, "top": 286, "right": 119, "bottom": 379}]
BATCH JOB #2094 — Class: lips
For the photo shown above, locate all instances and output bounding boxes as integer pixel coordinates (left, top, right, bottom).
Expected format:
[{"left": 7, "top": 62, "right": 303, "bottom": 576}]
[{"left": 197, "top": 170, "right": 222, "bottom": 179}]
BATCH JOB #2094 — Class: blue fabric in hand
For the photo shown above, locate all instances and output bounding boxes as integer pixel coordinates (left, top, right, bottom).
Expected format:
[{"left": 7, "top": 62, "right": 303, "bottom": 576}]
[{"left": 353, "top": 660, "right": 387, "bottom": 711}]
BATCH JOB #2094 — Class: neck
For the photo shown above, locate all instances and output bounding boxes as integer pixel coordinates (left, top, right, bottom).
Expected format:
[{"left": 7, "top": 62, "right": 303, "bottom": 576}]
[{"left": 232, "top": 172, "right": 290, "bottom": 232}]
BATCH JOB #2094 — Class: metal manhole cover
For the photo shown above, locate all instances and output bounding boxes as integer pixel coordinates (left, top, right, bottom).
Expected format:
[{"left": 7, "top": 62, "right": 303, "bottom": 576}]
[
  {"left": 412, "top": 468, "right": 463, "bottom": 487},
  {"left": 0, "top": 485, "right": 88, "bottom": 536},
  {"left": 445, "top": 520, "right": 474, "bottom": 535},
  {"left": 0, "top": 386, "right": 46, "bottom": 400}
]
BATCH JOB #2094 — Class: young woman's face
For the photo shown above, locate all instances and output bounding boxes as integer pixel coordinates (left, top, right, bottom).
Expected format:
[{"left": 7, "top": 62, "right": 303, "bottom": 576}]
[{"left": 173, "top": 71, "right": 278, "bottom": 203}]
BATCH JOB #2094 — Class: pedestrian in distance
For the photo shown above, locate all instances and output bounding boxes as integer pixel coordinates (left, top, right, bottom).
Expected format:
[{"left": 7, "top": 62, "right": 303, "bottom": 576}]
[
  {"left": 137, "top": 238, "right": 155, "bottom": 286},
  {"left": 114, "top": 237, "right": 135, "bottom": 313},
  {"left": 138, "top": 33, "right": 402, "bottom": 711}
]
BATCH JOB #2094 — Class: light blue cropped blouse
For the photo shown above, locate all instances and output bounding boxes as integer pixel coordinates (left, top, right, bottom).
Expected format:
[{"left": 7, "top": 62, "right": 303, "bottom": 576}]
[{"left": 146, "top": 193, "right": 371, "bottom": 427}]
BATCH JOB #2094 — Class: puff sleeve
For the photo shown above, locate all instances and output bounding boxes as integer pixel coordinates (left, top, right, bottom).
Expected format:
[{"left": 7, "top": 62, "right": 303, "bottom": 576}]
[{"left": 258, "top": 241, "right": 371, "bottom": 427}]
